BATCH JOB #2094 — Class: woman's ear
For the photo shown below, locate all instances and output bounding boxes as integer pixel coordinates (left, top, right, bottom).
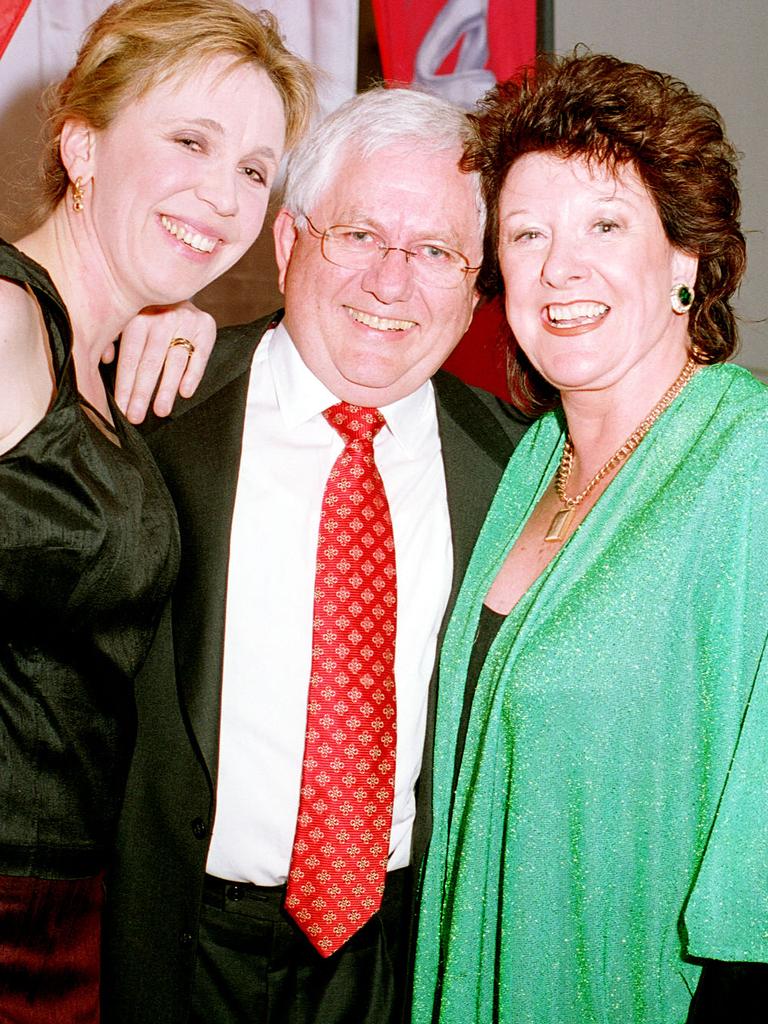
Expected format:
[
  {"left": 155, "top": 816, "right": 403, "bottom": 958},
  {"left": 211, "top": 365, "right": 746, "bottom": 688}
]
[
  {"left": 60, "top": 118, "right": 95, "bottom": 185},
  {"left": 672, "top": 246, "right": 699, "bottom": 291}
]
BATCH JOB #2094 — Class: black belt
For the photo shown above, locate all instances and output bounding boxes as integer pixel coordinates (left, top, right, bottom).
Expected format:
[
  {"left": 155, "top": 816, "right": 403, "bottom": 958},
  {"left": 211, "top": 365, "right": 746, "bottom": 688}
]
[
  {"left": 203, "top": 873, "right": 285, "bottom": 910},
  {"left": 203, "top": 867, "right": 411, "bottom": 919}
]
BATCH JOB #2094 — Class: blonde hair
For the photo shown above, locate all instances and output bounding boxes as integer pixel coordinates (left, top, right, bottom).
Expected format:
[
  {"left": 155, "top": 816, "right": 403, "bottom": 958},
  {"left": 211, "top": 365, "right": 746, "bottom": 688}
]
[{"left": 40, "top": 0, "right": 316, "bottom": 211}]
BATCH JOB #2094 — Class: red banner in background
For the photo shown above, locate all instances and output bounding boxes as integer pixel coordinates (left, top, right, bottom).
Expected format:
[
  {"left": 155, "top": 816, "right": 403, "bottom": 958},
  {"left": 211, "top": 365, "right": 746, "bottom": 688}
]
[
  {"left": 373, "top": 0, "right": 536, "bottom": 100},
  {"left": 0, "top": 0, "right": 31, "bottom": 58},
  {"left": 372, "top": 0, "right": 541, "bottom": 401}
]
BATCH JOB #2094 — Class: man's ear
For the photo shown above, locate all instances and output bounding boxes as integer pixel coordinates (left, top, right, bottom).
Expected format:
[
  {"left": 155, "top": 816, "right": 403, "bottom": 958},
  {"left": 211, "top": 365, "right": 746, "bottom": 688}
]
[
  {"left": 60, "top": 118, "right": 95, "bottom": 186},
  {"left": 273, "top": 209, "right": 299, "bottom": 294}
]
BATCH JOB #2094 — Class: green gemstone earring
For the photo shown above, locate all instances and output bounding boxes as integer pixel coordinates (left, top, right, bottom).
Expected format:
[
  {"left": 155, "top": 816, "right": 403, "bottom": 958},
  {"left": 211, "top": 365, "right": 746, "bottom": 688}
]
[{"left": 670, "top": 283, "right": 694, "bottom": 314}]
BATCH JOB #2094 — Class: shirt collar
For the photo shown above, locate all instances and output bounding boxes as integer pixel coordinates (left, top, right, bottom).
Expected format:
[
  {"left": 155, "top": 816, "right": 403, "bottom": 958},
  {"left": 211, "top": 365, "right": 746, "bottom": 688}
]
[{"left": 264, "top": 321, "right": 435, "bottom": 458}]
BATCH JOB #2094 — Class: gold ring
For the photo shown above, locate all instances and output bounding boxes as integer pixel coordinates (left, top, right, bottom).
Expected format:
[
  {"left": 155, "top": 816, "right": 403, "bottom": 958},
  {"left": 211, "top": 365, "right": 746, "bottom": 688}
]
[{"left": 168, "top": 337, "right": 195, "bottom": 355}]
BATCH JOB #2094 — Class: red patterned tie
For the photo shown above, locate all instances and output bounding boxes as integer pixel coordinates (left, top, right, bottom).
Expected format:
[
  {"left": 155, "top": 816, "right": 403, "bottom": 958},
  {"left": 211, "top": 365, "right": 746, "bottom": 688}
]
[{"left": 286, "top": 402, "right": 397, "bottom": 957}]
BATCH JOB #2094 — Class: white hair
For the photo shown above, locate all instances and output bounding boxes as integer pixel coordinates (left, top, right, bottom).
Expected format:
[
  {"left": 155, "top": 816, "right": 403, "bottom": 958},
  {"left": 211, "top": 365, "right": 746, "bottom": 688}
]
[{"left": 281, "top": 86, "right": 486, "bottom": 236}]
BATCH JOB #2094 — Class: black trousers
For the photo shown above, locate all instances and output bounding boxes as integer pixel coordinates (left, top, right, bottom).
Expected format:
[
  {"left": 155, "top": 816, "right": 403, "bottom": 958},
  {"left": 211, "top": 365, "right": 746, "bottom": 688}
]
[{"left": 191, "top": 868, "right": 412, "bottom": 1024}]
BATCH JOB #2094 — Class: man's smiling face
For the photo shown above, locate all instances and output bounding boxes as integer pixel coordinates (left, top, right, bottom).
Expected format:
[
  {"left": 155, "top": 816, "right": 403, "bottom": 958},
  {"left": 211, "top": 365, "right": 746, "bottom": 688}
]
[{"left": 274, "top": 142, "right": 482, "bottom": 407}]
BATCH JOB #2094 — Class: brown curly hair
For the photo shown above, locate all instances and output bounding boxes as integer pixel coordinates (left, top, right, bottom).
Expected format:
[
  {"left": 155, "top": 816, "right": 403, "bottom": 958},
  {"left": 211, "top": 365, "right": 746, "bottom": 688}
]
[
  {"left": 463, "top": 51, "right": 746, "bottom": 415},
  {"left": 39, "top": 0, "right": 316, "bottom": 215}
]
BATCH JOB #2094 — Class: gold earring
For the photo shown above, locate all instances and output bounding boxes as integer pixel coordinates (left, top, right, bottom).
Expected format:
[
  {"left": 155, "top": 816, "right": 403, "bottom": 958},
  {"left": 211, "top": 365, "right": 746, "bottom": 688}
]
[{"left": 72, "top": 176, "right": 85, "bottom": 213}]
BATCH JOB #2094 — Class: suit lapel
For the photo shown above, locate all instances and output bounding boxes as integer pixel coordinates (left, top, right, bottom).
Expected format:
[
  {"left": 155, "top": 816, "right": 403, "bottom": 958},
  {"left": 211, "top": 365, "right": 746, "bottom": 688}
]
[
  {"left": 411, "top": 372, "right": 522, "bottom": 864},
  {"left": 149, "top": 313, "right": 277, "bottom": 784},
  {"left": 434, "top": 370, "right": 516, "bottom": 618}
]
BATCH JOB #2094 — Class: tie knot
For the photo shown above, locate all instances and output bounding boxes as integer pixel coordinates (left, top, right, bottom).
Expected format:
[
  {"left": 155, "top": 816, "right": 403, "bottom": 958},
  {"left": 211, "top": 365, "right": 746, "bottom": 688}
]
[{"left": 324, "top": 402, "right": 385, "bottom": 445}]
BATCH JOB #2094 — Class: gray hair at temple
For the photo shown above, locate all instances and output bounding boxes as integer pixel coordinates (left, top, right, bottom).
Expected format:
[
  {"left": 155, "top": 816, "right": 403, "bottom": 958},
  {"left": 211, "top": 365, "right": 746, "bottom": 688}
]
[{"left": 281, "top": 86, "right": 485, "bottom": 235}]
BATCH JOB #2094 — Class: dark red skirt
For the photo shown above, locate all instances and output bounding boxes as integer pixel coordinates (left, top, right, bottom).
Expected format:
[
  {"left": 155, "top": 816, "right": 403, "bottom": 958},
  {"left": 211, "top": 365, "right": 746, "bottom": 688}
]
[{"left": 0, "top": 873, "right": 102, "bottom": 1023}]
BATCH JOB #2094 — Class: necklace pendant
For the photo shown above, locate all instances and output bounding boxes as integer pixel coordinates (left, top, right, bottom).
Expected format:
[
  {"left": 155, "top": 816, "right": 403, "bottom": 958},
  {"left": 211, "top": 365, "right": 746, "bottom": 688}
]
[{"left": 545, "top": 506, "right": 575, "bottom": 543}]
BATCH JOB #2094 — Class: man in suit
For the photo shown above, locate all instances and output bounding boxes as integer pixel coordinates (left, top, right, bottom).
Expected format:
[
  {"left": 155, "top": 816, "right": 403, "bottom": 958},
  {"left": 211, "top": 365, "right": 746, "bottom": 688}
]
[{"left": 103, "top": 87, "right": 527, "bottom": 1024}]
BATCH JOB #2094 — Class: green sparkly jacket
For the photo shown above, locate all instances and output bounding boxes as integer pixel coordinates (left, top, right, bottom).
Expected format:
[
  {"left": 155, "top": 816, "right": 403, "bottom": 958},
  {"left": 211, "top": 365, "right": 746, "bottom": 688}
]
[{"left": 414, "top": 363, "right": 768, "bottom": 1024}]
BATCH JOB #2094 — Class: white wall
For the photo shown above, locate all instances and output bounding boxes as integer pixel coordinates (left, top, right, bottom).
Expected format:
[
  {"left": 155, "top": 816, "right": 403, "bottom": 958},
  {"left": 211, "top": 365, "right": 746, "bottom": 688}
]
[{"left": 555, "top": 0, "right": 767, "bottom": 375}]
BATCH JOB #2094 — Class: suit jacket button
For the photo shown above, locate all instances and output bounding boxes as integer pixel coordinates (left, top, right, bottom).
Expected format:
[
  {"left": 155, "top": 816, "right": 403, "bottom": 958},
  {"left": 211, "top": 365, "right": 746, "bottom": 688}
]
[
  {"left": 179, "top": 931, "right": 194, "bottom": 948},
  {"left": 191, "top": 817, "right": 208, "bottom": 839}
]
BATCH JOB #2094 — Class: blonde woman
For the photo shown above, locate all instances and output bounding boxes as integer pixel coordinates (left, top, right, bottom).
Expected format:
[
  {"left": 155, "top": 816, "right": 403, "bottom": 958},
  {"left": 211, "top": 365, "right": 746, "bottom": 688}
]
[{"left": 0, "top": 1, "right": 314, "bottom": 1016}]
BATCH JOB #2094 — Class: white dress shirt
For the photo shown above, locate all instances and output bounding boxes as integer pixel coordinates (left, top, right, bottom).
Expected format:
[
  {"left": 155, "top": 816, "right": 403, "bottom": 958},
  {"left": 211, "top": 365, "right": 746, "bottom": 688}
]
[{"left": 206, "top": 323, "right": 453, "bottom": 884}]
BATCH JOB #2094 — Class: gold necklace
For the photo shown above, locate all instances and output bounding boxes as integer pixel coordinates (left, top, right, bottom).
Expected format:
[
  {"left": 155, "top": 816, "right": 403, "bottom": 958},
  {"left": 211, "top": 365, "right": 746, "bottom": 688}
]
[{"left": 544, "top": 358, "right": 698, "bottom": 543}]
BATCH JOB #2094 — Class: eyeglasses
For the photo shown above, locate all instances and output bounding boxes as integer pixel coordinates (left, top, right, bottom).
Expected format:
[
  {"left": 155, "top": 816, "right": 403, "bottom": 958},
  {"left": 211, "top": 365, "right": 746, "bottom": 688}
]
[{"left": 303, "top": 217, "right": 480, "bottom": 290}]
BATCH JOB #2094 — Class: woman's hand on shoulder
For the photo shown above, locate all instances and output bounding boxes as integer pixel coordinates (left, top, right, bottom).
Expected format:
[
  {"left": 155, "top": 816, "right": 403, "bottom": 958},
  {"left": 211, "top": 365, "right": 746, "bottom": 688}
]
[
  {"left": 107, "top": 301, "right": 217, "bottom": 424},
  {"left": 0, "top": 278, "right": 56, "bottom": 456}
]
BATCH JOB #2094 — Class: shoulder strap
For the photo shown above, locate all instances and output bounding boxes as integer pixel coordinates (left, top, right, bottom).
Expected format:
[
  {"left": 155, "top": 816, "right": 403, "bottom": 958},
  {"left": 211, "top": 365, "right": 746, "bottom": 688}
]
[{"left": 0, "top": 237, "right": 74, "bottom": 382}]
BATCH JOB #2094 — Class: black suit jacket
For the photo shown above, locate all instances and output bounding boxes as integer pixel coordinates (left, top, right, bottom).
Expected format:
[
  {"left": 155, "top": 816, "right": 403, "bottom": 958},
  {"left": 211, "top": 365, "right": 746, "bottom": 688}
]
[{"left": 102, "top": 313, "right": 529, "bottom": 1022}]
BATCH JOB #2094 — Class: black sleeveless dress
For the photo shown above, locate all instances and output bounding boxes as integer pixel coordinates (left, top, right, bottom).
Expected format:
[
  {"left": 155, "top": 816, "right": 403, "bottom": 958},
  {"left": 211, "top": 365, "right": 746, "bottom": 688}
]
[{"left": 0, "top": 239, "right": 180, "bottom": 1014}]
